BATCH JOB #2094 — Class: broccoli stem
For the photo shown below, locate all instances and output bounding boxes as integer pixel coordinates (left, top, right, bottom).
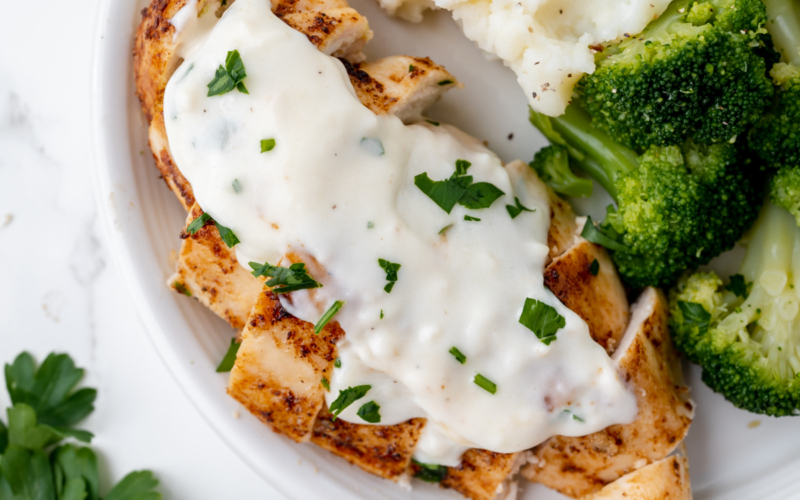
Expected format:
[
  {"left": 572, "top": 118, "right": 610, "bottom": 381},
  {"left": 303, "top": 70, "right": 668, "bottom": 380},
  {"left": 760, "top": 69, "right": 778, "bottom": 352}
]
[
  {"left": 763, "top": 0, "right": 800, "bottom": 65},
  {"left": 740, "top": 201, "right": 798, "bottom": 290},
  {"left": 542, "top": 105, "right": 640, "bottom": 201}
]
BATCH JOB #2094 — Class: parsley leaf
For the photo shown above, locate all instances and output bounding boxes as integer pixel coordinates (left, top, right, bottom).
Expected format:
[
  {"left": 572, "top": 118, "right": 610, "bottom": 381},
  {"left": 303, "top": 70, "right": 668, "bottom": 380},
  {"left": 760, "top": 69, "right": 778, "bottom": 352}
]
[
  {"left": 186, "top": 213, "right": 240, "bottom": 248},
  {"left": 378, "top": 259, "right": 401, "bottom": 293},
  {"left": 589, "top": 259, "right": 600, "bottom": 276},
  {"left": 454, "top": 159, "right": 471, "bottom": 176},
  {"left": 438, "top": 224, "right": 453, "bottom": 235},
  {"left": 207, "top": 50, "right": 248, "bottom": 97},
  {"left": 249, "top": 261, "right": 323, "bottom": 294},
  {"left": 473, "top": 374, "right": 496, "bottom": 394},
  {"left": 0, "top": 418, "right": 7, "bottom": 453},
  {"left": 52, "top": 445, "right": 99, "bottom": 500},
  {"left": 506, "top": 197, "right": 535, "bottom": 219},
  {"left": 320, "top": 378, "right": 330, "bottom": 391},
  {"left": 314, "top": 301, "right": 345, "bottom": 335},
  {"left": 172, "top": 282, "right": 192, "bottom": 297},
  {"left": 426, "top": 120, "right": 440, "bottom": 127},
  {"left": 5, "top": 353, "right": 96, "bottom": 429},
  {"left": 334, "top": 358, "right": 342, "bottom": 368},
  {"left": 412, "top": 460, "right": 448, "bottom": 483},
  {"left": 581, "top": 216, "right": 629, "bottom": 252},
  {"left": 678, "top": 301, "right": 712, "bottom": 336},
  {"left": 104, "top": 471, "right": 161, "bottom": 500},
  {"left": 438, "top": 80, "right": 454, "bottom": 86},
  {"left": 7, "top": 404, "right": 77, "bottom": 449},
  {"left": 726, "top": 274, "right": 750, "bottom": 299},
  {"left": 215, "top": 338, "right": 240, "bottom": 373},
  {"left": 260, "top": 139, "right": 276, "bottom": 152},
  {"left": 458, "top": 182, "right": 505, "bottom": 210},
  {"left": 464, "top": 215, "right": 481, "bottom": 222},
  {"left": 449, "top": 347, "right": 466, "bottom": 364},
  {"left": 356, "top": 401, "right": 381, "bottom": 423},
  {"left": 518, "top": 298, "right": 565, "bottom": 345},
  {"left": 0, "top": 445, "right": 55, "bottom": 499},
  {"left": 329, "top": 385, "right": 370, "bottom": 421},
  {"left": 414, "top": 173, "right": 466, "bottom": 214}
]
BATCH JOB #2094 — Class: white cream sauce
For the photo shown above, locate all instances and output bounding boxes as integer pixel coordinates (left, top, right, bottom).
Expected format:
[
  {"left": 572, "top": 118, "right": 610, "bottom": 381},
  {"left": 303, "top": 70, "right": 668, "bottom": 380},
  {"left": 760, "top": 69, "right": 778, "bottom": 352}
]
[{"left": 163, "top": 0, "right": 637, "bottom": 466}]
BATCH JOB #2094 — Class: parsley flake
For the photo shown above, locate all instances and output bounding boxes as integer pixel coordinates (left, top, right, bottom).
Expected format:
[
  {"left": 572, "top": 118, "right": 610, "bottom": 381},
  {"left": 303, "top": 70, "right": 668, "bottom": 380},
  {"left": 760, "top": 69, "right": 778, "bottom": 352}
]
[
  {"left": 380, "top": 309, "right": 384, "bottom": 319},
  {"left": 438, "top": 80, "right": 454, "bottom": 86},
  {"left": 449, "top": 347, "right": 466, "bottom": 364},
  {"left": 329, "top": 385, "right": 370, "bottom": 421},
  {"left": 416, "top": 160, "right": 504, "bottom": 214},
  {"left": 216, "top": 338, "right": 240, "bottom": 372},
  {"left": 409, "top": 64, "right": 416, "bottom": 72},
  {"left": 321, "top": 377, "right": 330, "bottom": 391},
  {"left": 173, "top": 282, "right": 192, "bottom": 297},
  {"left": 314, "top": 301, "right": 345, "bottom": 335},
  {"left": 334, "top": 358, "right": 342, "bottom": 368},
  {"left": 187, "top": 212, "right": 240, "bottom": 248},
  {"left": 413, "top": 460, "right": 448, "bottom": 483},
  {"left": 438, "top": 224, "right": 453, "bottom": 235},
  {"left": 232, "top": 179, "right": 242, "bottom": 193},
  {"left": 414, "top": 173, "right": 466, "bottom": 214},
  {"left": 678, "top": 301, "right": 711, "bottom": 336},
  {"left": 378, "top": 259, "right": 401, "bottom": 293},
  {"left": 249, "top": 261, "right": 323, "bottom": 294},
  {"left": 360, "top": 137, "right": 385, "bottom": 156},
  {"left": 506, "top": 197, "right": 535, "bottom": 219},
  {"left": 581, "top": 216, "right": 629, "bottom": 252},
  {"left": 474, "top": 373, "right": 496, "bottom": 394},
  {"left": 260, "top": 138, "right": 276, "bottom": 152},
  {"left": 426, "top": 120, "right": 440, "bottom": 126},
  {"left": 207, "top": 50, "right": 248, "bottom": 96},
  {"left": 464, "top": 215, "right": 481, "bottom": 222},
  {"left": 518, "top": 298, "right": 565, "bottom": 345},
  {"left": 726, "top": 274, "right": 750, "bottom": 299},
  {"left": 589, "top": 259, "right": 600, "bottom": 276},
  {"left": 459, "top": 183, "right": 505, "bottom": 210},
  {"left": 357, "top": 401, "right": 381, "bottom": 423}
]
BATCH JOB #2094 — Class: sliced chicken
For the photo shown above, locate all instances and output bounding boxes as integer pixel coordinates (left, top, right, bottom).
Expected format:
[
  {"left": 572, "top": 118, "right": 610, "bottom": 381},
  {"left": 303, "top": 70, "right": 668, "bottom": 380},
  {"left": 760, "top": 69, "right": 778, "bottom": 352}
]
[
  {"left": 522, "top": 288, "right": 694, "bottom": 498},
  {"left": 439, "top": 450, "right": 524, "bottom": 500},
  {"left": 586, "top": 455, "right": 692, "bottom": 500}
]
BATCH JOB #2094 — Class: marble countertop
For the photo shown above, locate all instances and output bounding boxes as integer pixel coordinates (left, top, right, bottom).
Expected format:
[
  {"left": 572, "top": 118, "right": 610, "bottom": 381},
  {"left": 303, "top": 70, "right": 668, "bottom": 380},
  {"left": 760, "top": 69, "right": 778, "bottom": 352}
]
[{"left": 0, "top": 1, "right": 283, "bottom": 497}]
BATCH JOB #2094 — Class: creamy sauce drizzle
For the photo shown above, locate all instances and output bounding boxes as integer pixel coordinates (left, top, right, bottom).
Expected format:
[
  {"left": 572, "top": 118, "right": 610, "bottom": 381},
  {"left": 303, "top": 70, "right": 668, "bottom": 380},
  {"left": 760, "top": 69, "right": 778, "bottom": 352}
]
[{"left": 164, "top": 0, "right": 637, "bottom": 466}]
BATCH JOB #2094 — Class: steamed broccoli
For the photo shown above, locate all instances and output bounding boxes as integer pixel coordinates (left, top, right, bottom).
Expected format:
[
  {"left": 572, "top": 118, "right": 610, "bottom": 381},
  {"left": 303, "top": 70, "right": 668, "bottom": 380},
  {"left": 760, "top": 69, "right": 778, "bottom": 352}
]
[
  {"left": 529, "top": 144, "right": 593, "bottom": 198},
  {"left": 670, "top": 201, "right": 800, "bottom": 416},
  {"left": 749, "top": 0, "right": 800, "bottom": 223},
  {"left": 577, "top": 0, "right": 774, "bottom": 151},
  {"left": 530, "top": 103, "right": 761, "bottom": 288}
]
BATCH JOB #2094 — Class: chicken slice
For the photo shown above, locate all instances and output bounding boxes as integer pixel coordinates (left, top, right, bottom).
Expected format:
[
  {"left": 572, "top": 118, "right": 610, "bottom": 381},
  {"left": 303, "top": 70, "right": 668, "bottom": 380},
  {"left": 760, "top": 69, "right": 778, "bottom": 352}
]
[
  {"left": 227, "top": 288, "right": 344, "bottom": 441},
  {"left": 439, "top": 450, "right": 524, "bottom": 500},
  {"left": 522, "top": 287, "right": 694, "bottom": 498},
  {"left": 586, "top": 455, "right": 692, "bottom": 500}
]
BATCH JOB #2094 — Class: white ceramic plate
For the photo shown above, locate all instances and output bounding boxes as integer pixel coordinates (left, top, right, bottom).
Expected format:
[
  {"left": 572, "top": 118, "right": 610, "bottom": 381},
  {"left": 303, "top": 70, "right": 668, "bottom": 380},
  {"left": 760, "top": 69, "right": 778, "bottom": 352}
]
[{"left": 91, "top": 0, "right": 800, "bottom": 498}]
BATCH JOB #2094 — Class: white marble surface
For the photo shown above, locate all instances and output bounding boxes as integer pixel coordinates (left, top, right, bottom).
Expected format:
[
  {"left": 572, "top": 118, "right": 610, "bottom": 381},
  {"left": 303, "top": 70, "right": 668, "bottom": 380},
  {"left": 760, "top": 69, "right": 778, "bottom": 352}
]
[{"left": 0, "top": 1, "right": 283, "bottom": 498}]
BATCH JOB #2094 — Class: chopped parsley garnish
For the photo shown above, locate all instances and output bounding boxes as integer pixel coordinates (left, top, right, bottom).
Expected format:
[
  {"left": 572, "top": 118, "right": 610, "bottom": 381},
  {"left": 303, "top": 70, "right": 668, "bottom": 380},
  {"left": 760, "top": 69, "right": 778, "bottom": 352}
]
[
  {"left": 360, "top": 137, "right": 385, "bottom": 156},
  {"left": 438, "top": 224, "right": 453, "bottom": 235},
  {"left": 187, "top": 212, "right": 240, "bottom": 248},
  {"left": 563, "top": 410, "right": 584, "bottom": 422},
  {"left": 380, "top": 309, "right": 384, "bottom": 319},
  {"left": 216, "top": 338, "right": 240, "bottom": 372},
  {"left": 413, "top": 460, "right": 448, "bottom": 483},
  {"left": 260, "top": 138, "right": 276, "bottom": 152},
  {"left": 449, "top": 347, "right": 466, "bottom": 364},
  {"left": 464, "top": 215, "right": 481, "bottom": 222},
  {"left": 320, "top": 377, "right": 330, "bottom": 391},
  {"left": 173, "top": 281, "right": 192, "bottom": 297},
  {"left": 232, "top": 179, "right": 242, "bottom": 193},
  {"left": 415, "top": 160, "right": 504, "bottom": 214},
  {"left": 409, "top": 64, "right": 416, "bottom": 72},
  {"left": 589, "top": 259, "right": 600, "bottom": 276},
  {"left": 473, "top": 373, "right": 496, "bottom": 394},
  {"left": 314, "top": 301, "right": 345, "bottom": 335},
  {"left": 581, "top": 216, "right": 629, "bottom": 252},
  {"left": 207, "top": 49, "right": 248, "bottom": 96},
  {"left": 378, "top": 258, "right": 401, "bottom": 293},
  {"left": 367, "top": 221, "right": 375, "bottom": 228},
  {"left": 249, "top": 261, "right": 323, "bottom": 294},
  {"left": 438, "top": 80, "right": 454, "bottom": 86},
  {"left": 426, "top": 120, "right": 440, "bottom": 126},
  {"left": 2, "top": 352, "right": 160, "bottom": 499},
  {"left": 726, "top": 274, "right": 750, "bottom": 299},
  {"left": 328, "top": 385, "right": 370, "bottom": 421},
  {"left": 518, "top": 298, "right": 565, "bottom": 346},
  {"left": 356, "top": 401, "right": 381, "bottom": 423},
  {"left": 677, "top": 301, "right": 711, "bottom": 336},
  {"left": 334, "top": 358, "right": 342, "bottom": 368},
  {"left": 506, "top": 197, "right": 535, "bottom": 219}
]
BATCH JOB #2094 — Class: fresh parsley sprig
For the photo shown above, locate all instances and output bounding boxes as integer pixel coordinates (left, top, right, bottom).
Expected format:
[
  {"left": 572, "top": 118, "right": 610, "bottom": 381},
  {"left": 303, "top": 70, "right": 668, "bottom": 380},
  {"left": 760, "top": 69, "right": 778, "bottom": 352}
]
[
  {"left": 248, "top": 261, "right": 323, "bottom": 294},
  {"left": 207, "top": 50, "right": 249, "bottom": 97},
  {"left": 0, "top": 352, "right": 160, "bottom": 500},
  {"left": 186, "top": 212, "right": 240, "bottom": 248},
  {"left": 518, "top": 298, "right": 566, "bottom": 346}
]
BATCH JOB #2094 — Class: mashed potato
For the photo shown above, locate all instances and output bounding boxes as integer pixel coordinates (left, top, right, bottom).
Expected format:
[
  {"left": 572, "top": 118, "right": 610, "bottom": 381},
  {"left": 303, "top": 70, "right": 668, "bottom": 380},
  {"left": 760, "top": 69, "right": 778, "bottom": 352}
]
[{"left": 383, "top": 0, "right": 671, "bottom": 116}]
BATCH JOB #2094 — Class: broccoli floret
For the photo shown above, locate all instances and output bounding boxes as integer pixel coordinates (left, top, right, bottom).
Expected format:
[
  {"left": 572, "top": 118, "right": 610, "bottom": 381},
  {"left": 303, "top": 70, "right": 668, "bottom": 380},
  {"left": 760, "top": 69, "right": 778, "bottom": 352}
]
[
  {"left": 670, "top": 201, "right": 800, "bottom": 416},
  {"left": 530, "top": 103, "right": 762, "bottom": 288},
  {"left": 577, "top": 0, "right": 774, "bottom": 151},
  {"left": 770, "top": 165, "right": 800, "bottom": 224},
  {"left": 529, "top": 145, "right": 593, "bottom": 198}
]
